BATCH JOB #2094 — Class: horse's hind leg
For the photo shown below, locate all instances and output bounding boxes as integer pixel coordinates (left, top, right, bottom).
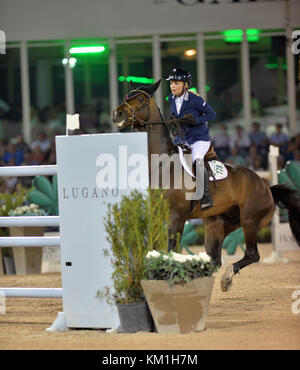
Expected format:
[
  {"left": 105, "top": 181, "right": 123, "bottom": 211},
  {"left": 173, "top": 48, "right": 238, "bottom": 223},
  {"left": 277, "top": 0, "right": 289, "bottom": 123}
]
[
  {"left": 221, "top": 222, "right": 260, "bottom": 292},
  {"left": 203, "top": 216, "right": 226, "bottom": 267}
]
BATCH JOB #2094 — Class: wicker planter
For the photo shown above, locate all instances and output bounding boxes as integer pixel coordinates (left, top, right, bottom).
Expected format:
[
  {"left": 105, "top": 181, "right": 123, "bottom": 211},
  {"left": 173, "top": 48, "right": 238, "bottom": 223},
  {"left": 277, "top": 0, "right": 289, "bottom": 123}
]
[
  {"left": 9, "top": 226, "right": 44, "bottom": 275},
  {"left": 141, "top": 276, "right": 215, "bottom": 334}
]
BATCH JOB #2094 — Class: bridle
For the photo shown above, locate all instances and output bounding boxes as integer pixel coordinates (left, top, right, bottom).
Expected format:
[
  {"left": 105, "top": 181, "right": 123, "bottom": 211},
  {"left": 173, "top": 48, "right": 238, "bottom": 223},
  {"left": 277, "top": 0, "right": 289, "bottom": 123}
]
[
  {"left": 120, "top": 89, "right": 180, "bottom": 135},
  {"left": 123, "top": 90, "right": 152, "bottom": 130}
]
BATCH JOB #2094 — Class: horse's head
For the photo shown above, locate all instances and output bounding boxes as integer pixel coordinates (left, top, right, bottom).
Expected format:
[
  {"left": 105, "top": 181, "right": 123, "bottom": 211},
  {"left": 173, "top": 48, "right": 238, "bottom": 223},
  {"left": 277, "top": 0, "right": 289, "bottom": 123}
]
[{"left": 112, "top": 79, "right": 161, "bottom": 130}]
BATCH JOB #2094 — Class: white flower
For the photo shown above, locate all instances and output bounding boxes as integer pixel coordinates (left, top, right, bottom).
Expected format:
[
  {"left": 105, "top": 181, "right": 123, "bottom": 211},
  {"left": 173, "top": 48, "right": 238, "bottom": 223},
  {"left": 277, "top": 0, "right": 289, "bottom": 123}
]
[
  {"left": 146, "top": 250, "right": 161, "bottom": 259},
  {"left": 198, "top": 252, "right": 211, "bottom": 263},
  {"left": 171, "top": 252, "right": 187, "bottom": 263},
  {"left": 185, "top": 254, "right": 201, "bottom": 262}
]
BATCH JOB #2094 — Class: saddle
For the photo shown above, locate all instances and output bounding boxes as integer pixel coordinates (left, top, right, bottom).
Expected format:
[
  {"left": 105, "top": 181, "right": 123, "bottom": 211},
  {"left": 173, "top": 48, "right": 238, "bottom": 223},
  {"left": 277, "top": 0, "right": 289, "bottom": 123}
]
[
  {"left": 177, "top": 144, "right": 217, "bottom": 161},
  {"left": 176, "top": 144, "right": 223, "bottom": 184}
]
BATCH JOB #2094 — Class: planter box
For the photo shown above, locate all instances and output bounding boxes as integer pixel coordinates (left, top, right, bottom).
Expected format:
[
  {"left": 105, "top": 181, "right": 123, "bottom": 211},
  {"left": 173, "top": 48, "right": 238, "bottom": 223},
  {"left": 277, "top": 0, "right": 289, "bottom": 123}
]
[
  {"left": 0, "top": 249, "right": 4, "bottom": 275},
  {"left": 116, "top": 300, "right": 155, "bottom": 333},
  {"left": 9, "top": 227, "right": 44, "bottom": 275},
  {"left": 141, "top": 276, "right": 215, "bottom": 334},
  {"left": 3, "top": 256, "right": 16, "bottom": 274}
]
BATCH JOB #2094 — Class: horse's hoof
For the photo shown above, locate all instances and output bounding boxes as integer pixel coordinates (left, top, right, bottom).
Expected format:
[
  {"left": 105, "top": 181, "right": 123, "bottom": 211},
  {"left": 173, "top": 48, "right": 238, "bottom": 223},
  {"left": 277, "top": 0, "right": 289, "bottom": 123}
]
[
  {"left": 221, "top": 265, "right": 235, "bottom": 292},
  {"left": 221, "top": 278, "right": 232, "bottom": 292}
]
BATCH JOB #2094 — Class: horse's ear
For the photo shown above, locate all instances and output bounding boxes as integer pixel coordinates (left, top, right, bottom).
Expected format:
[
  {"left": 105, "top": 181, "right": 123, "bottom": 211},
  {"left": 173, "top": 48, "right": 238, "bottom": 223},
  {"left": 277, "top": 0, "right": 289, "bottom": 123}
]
[
  {"left": 146, "top": 79, "right": 161, "bottom": 96},
  {"left": 129, "top": 80, "right": 136, "bottom": 90}
]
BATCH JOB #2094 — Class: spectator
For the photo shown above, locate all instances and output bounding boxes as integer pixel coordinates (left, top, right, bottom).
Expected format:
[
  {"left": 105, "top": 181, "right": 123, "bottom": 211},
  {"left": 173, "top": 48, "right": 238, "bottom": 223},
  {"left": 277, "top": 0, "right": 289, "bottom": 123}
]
[
  {"left": 230, "top": 125, "right": 251, "bottom": 157},
  {"left": 225, "top": 147, "right": 247, "bottom": 167},
  {"left": 80, "top": 104, "right": 98, "bottom": 132},
  {"left": 3, "top": 142, "right": 24, "bottom": 166},
  {"left": 212, "top": 123, "right": 230, "bottom": 162},
  {"left": 269, "top": 123, "right": 289, "bottom": 159},
  {"left": 4, "top": 159, "right": 18, "bottom": 193},
  {"left": 21, "top": 149, "right": 36, "bottom": 166},
  {"left": 249, "top": 122, "right": 268, "bottom": 168},
  {"left": 249, "top": 122, "right": 268, "bottom": 148},
  {"left": 31, "top": 131, "right": 51, "bottom": 153},
  {"left": 44, "top": 140, "right": 56, "bottom": 165},
  {"left": 286, "top": 133, "right": 300, "bottom": 161},
  {"left": 248, "top": 150, "right": 265, "bottom": 172},
  {"left": 31, "top": 145, "right": 45, "bottom": 165},
  {"left": 14, "top": 134, "right": 29, "bottom": 152}
]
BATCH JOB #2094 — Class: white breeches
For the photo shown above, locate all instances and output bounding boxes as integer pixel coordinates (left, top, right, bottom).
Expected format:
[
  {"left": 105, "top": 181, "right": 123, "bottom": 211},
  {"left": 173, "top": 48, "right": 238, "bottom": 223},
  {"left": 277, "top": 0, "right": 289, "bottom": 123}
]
[{"left": 187, "top": 140, "right": 211, "bottom": 163}]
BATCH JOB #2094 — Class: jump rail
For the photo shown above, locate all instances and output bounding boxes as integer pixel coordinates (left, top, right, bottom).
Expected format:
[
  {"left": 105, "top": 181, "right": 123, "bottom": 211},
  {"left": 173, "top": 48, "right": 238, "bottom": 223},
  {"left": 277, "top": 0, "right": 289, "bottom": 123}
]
[
  {"left": 0, "top": 165, "right": 57, "bottom": 177},
  {"left": 0, "top": 288, "right": 63, "bottom": 298},
  {"left": 0, "top": 164, "right": 61, "bottom": 297}
]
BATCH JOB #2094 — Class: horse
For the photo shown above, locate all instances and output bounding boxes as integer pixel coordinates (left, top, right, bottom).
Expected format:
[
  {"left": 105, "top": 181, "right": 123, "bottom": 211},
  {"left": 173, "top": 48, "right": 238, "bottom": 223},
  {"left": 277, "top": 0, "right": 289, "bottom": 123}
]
[{"left": 112, "top": 79, "right": 300, "bottom": 291}]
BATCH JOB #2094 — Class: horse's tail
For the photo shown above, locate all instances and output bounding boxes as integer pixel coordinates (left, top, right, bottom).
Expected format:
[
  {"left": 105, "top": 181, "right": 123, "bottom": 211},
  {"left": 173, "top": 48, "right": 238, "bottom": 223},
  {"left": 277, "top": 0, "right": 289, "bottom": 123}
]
[{"left": 270, "top": 184, "right": 300, "bottom": 247}]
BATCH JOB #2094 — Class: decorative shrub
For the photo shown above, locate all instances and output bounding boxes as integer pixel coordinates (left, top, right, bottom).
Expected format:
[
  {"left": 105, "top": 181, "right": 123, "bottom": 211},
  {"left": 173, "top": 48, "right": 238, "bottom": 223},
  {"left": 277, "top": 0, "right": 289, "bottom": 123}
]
[{"left": 97, "top": 188, "right": 180, "bottom": 304}]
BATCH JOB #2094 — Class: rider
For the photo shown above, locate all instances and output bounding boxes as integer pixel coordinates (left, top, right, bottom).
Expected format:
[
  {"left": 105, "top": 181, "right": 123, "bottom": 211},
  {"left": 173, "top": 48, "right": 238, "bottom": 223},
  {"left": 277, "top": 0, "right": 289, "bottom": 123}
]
[{"left": 166, "top": 67, "right": 216, "bottom": 210}]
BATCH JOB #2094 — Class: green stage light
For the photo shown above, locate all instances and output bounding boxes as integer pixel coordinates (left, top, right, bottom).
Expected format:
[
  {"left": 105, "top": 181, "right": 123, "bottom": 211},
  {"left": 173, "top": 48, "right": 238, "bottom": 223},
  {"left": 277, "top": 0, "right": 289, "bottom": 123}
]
[
  {"left": 265, "top": 63, "right": 287, "bottom": 70},
  {"left": 223, "top": 29, "right": 260, "bottom": 43},
  {"left": 223, "top": 29, "right": 243, "bottom": 43},
  {"left": 69, "top": 46, "right": 105, "bottom": 54},
  {"left": 118, "top": 76, "right": 155, "bottom": 84},
  {"left": 246, "top": 29, "right": 260, "bottom": 42}
]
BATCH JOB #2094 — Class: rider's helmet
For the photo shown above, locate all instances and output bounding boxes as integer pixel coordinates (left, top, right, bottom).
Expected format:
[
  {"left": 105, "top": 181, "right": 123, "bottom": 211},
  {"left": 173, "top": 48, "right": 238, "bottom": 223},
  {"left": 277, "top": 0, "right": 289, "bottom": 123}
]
[{"left": 166, "top": 68, "right": 192, "bottom": 88}]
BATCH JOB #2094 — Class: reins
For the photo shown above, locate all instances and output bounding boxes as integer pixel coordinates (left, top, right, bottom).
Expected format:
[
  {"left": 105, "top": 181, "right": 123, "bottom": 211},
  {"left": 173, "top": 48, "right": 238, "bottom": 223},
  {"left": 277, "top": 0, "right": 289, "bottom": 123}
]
[{"left": 123, "top": 89, "right": 181, "bottom": 130}]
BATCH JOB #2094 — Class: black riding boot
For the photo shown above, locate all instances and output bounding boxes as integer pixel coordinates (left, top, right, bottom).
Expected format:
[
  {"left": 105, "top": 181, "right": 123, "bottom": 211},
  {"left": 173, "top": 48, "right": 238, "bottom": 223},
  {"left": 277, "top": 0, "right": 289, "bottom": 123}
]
[
  {"left": 200, "top": 166, "right": 214, "bottom": 210},
  {"left": 189, "top": 158, "right": 204, "bottom": 213}
]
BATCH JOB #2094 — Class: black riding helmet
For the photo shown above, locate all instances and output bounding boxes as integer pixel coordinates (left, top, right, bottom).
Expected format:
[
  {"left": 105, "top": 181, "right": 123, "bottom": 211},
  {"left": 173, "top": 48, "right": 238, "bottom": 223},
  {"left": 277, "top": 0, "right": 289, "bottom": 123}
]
[{"left": 166, "top": 68, "right": 192, "bottom": 88}]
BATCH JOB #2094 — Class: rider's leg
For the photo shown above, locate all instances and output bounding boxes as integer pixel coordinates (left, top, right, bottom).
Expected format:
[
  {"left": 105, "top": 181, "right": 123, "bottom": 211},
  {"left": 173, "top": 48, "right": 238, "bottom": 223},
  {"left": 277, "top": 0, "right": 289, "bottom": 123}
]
[{"left": 191, "top": 141, "right": 214, "bottom": 211}]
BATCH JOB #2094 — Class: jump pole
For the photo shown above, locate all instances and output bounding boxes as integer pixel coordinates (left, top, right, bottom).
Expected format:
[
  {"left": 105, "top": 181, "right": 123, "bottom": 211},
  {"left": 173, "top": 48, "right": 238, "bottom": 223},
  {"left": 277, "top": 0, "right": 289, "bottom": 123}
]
[{"left": 263, "top": 145, "right": 289, "bottom": 264}]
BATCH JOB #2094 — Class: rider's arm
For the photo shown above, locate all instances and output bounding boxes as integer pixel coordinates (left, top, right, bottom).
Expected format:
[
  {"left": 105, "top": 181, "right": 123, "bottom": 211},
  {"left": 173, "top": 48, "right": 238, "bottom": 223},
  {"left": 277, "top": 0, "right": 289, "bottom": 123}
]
[{"left": 195, "top": 97, "right": 216, "bottom": 124}]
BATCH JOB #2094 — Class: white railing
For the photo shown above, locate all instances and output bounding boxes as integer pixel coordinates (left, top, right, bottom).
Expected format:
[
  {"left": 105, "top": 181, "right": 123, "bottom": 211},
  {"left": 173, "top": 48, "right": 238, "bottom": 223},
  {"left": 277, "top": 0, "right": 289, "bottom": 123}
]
[
  {"left": 0, "top": 216, "right": 60, "bottom": 227},
  {"left": 1, "top": 287, "right": 63, "bottom": 298},
  {"left": 0, "top": 164, "right": 62, "bottom": 298},
  {"left": 0, "top": 165, "right": 57, "bottom": 177}
]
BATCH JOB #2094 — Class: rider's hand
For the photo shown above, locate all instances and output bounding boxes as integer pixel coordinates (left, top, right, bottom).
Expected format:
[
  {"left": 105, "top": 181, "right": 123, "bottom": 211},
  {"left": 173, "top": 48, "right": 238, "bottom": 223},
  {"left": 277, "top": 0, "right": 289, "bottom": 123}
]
[
  {"left": 179, "top": 114, "right": 195, "bottom": 126},
  {"left": 168, "top": 114, "right": 177, "bottom": 123}
]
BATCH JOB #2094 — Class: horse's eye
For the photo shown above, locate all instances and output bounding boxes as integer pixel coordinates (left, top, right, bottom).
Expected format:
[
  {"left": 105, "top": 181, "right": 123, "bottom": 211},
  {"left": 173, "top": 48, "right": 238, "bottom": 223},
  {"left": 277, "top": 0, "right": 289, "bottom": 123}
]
[{"left": 138, "top": 96, "right": 144, "bottom": 102}]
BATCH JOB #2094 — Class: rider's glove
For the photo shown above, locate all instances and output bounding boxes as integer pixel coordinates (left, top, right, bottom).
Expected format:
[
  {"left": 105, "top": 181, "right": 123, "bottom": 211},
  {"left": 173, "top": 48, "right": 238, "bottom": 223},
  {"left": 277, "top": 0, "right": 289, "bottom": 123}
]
[
  {"left": 168, "top": 114, "right": 177, "bottom": 123},
  {"left": 178, "top": 114, "right": 195, "bottom": 126}
]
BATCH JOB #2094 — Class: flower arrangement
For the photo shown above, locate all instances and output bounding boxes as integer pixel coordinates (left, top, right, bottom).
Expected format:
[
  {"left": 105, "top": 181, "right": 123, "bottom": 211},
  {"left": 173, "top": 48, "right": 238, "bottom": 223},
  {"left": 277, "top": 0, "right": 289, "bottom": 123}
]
[
  {"left": 144, "top": 249, "right": 218, "bottom": 286},
  {"left": 8, "top": 203, "right": 48, "bottom": 217},
  {"left": 97, "top": 188, "right": 180, "bottom": 305}
]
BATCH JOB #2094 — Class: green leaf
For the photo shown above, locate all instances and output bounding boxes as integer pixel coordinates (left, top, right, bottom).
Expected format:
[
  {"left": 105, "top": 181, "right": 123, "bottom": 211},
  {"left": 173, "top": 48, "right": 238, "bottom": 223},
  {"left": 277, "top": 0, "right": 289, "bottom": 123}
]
[
  {"left": 32, "top": 176, "right": 56, "bottom": 202},
  {"left": 28, "top": 190, "right": 53, "bottom": 207}
]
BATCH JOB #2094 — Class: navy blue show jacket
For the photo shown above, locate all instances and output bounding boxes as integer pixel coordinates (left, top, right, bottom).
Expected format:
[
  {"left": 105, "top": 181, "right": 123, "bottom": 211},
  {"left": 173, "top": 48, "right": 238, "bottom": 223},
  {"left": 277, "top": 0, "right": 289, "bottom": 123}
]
[{"left": 168, "top": 90, "right": 216, "bottom": 145}]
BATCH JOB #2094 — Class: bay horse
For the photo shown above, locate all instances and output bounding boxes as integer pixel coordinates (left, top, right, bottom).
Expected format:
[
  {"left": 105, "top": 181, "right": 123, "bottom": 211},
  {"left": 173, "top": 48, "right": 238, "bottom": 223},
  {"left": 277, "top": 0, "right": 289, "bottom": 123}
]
[{"left": 112, "top": 80, "right": 300, "bottom": 291}]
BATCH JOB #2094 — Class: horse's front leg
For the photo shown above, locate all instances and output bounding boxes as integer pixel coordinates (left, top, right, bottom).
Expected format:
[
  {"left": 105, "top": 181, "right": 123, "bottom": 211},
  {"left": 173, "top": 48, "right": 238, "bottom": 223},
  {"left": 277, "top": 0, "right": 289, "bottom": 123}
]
[{"left": 168, "top": 217, "right": 186, "bottom": 252}]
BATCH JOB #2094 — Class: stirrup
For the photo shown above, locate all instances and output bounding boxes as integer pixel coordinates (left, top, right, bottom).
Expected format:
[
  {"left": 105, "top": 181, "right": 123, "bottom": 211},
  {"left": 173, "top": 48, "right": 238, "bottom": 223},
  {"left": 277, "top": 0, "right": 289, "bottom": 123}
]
[
  {"left": 200, "top": 197, "right": 213, "bottom": 210},
  {"left": 200, "top": 202, "right": 213, "bottom": 211}
]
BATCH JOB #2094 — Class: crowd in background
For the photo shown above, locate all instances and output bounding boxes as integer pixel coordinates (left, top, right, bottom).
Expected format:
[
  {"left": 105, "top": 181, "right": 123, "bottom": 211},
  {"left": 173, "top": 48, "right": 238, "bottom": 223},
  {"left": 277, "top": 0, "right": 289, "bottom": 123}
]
[
  {"left": 212, "top": 122, "right": 300, "bottom": 172},
  {"left": 0, "top": 111, "right": 299, "bottom": 194}
]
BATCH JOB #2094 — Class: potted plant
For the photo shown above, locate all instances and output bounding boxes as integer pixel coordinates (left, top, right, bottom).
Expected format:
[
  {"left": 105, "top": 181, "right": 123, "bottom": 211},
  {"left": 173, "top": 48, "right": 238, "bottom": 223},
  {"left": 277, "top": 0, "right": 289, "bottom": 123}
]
[
  {"left": 141, "top": 249, "right": 218, "bottom": 334},
  {"left": 8, "top": 204, "right": 47, "bottom": 275},
  {"left": 0, "top": 184, "right": 31, "bottom": 275},
  {"left": 97, "top": 188, "right": 179, "bottom": 333}
]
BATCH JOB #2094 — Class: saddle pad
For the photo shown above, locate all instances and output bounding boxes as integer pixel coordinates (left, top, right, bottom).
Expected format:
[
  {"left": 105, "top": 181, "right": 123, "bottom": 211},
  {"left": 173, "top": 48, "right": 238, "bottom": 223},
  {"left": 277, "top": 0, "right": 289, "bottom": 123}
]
[{"left": 177, "top": 145, "right": 228, "bottom": 182}]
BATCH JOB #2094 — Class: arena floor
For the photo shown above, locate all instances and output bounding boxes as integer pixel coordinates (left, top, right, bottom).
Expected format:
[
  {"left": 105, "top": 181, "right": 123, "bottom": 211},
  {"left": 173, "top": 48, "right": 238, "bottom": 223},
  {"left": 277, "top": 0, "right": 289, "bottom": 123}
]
[{"left": 0, "top": 244, "right": 299, "bottom": 350}]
